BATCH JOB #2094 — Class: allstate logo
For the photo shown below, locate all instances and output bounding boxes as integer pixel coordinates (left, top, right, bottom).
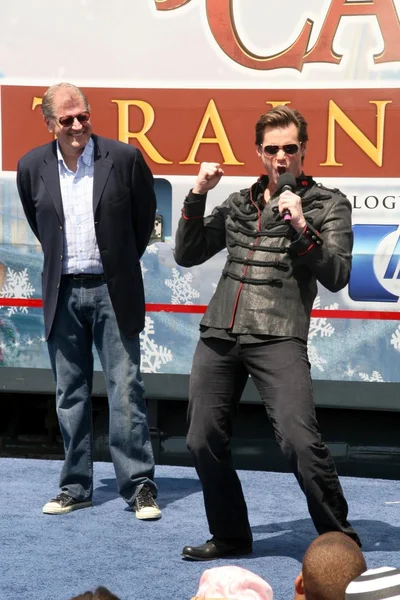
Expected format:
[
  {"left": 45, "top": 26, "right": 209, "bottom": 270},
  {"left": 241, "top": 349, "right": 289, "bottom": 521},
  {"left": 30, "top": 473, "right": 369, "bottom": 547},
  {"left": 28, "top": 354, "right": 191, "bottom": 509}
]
[{"left": 349, "top": 224, "right": 400, "bottom": 302}]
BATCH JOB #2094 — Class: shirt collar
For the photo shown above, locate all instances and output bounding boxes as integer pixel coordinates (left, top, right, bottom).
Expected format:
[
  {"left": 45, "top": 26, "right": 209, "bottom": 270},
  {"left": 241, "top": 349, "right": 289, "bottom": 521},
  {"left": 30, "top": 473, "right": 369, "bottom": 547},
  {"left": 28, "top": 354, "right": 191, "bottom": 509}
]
[{"left": 57, "top": 136, "right": 94, "bottom": 169}]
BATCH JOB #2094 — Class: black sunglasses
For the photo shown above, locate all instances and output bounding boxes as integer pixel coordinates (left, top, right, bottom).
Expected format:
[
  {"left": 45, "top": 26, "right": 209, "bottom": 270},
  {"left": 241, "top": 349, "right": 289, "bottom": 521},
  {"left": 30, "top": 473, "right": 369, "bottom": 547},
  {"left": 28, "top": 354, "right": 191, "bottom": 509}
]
[
  {"left": 262, "top": 144, "right": 300, "bottom": 156},
  {"left": 55, "top": 112, "right": 90, "bottom": 127}
]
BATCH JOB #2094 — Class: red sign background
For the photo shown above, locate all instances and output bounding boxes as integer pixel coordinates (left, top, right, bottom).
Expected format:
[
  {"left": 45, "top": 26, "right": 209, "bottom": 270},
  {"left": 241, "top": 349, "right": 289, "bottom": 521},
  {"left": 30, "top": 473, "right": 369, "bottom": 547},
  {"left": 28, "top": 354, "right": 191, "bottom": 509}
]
[{"left": 2, "top": 85, "right": 398, "bottom": 177}]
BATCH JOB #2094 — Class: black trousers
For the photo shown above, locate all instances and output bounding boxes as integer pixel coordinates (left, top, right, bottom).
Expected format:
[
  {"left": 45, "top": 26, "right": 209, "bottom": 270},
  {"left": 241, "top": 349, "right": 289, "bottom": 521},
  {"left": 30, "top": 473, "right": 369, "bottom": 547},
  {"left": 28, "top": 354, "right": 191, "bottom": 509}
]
[{"left": 187, "top": 336, "right": 360, "bottom": 546}]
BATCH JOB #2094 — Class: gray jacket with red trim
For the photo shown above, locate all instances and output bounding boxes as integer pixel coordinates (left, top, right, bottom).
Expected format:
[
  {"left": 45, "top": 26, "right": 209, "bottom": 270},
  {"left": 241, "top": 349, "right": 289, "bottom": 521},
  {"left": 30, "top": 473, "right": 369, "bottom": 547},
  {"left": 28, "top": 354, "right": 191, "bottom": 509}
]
[{"left": 174, "top": 175, "right": 353, "bottom": 341}]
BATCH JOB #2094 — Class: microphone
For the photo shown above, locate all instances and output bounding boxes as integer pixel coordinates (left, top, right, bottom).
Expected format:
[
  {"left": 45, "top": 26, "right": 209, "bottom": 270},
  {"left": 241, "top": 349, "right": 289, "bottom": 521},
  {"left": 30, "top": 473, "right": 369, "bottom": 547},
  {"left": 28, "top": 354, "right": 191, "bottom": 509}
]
[{"left": 277, "top": 173, "right": 296, "bottom": 221}]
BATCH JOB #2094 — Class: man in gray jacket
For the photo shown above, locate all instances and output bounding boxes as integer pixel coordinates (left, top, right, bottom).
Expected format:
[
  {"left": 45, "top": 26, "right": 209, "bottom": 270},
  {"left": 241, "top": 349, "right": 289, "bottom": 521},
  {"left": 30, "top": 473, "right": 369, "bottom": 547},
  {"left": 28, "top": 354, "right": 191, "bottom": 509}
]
[{"left": 175, "top": 105, "right": 360, "bottom": 560}]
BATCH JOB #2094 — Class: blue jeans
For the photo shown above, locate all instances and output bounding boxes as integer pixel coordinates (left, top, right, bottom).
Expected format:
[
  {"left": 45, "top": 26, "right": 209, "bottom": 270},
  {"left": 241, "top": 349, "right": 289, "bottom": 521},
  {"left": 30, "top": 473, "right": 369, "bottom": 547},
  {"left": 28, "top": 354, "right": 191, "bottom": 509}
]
[{"left": 47, "top": 277, "right": 156, "bottom": 505}]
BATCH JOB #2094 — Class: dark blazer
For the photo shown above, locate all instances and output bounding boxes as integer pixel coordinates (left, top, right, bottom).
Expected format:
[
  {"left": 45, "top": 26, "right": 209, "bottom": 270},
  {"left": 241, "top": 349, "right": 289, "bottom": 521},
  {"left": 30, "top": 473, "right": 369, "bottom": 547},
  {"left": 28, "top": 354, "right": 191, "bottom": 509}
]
[
  {"left": 174, "top": 176, "right": 353, "bottom": 342},
  {"left": 17, "top": 134, "right": 156, "bottom": 340}
]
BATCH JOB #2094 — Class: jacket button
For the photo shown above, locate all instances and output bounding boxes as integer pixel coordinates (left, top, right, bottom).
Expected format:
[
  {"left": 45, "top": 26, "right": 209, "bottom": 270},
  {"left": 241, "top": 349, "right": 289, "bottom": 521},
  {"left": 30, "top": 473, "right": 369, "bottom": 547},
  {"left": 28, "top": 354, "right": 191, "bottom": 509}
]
[
  {"left": 59, "top": 225, "right": 62, "bottom": 230},
  {"left": 60, "top": 255, "right": 63, "bottom": 260},
  {"left": 57, "top": 283, "right": 60, "bottom": 289}
]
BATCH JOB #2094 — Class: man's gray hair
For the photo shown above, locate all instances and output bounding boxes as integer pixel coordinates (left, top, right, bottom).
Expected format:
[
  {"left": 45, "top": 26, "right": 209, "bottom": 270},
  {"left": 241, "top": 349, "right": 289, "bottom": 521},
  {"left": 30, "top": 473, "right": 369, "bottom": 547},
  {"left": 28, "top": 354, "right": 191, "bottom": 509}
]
[{"left": 41, "top": 82, "right": 90, "bottom": 120}]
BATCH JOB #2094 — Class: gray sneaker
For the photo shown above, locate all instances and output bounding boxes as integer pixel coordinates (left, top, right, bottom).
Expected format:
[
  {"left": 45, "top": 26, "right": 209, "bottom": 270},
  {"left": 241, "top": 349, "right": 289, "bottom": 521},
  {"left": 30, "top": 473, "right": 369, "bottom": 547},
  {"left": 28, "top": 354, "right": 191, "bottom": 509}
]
[
  {"left": 133, "top": 485, "right": 161, "bottom": 520},
  {"left": 42, "top": 492, "right": 92, "bottom": 515}
]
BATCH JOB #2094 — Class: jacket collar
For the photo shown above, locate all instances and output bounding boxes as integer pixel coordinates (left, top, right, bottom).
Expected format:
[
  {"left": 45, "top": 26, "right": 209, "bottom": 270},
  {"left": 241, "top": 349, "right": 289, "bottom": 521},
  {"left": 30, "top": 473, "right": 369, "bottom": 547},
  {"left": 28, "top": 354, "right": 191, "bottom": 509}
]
[
  {"left": 92, "top": 134, "right": 113, "bottom": 214},
  {"left": 244, "top": 173, "right": 315, "bottom": 207},
  {"left": 41, "top": 141, "right": 63, "bottom": 225}
]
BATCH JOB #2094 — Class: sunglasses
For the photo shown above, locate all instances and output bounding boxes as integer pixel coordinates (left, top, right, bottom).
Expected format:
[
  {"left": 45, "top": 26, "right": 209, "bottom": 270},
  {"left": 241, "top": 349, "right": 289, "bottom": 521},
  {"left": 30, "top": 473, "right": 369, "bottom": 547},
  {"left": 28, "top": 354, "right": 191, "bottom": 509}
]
[
  {"left": 262, "top": 144, "right": 300, "bottom": 156},
  {"left": 55, "top": 112, "right": 90, "bottom": 127}
]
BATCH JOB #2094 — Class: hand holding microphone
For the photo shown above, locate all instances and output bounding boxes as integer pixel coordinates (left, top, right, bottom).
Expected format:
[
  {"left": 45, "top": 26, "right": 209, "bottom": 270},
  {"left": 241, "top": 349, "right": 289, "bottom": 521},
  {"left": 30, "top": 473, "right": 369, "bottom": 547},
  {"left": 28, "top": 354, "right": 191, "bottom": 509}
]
[
  {"left": 277, "top": 173, "right": 296, "bottom": 221},
  {"left": 276, "top": 173, "right": 306, "bottom": 232}
]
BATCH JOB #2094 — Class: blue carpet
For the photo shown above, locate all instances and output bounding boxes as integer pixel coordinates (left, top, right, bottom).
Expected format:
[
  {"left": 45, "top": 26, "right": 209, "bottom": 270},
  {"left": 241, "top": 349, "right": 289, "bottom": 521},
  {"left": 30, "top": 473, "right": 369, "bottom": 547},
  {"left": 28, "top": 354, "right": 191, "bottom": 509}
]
[{"left": 1, "top": 458, "right": 400, "bottom": 600}]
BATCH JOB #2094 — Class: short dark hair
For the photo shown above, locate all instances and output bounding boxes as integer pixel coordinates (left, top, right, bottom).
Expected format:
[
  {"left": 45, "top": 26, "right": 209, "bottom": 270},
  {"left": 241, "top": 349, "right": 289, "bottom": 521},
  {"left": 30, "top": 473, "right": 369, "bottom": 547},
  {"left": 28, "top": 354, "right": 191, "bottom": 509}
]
[
  {"left": 255, "top": 105, "right": 308, "bottom": 146},
  {"left": 302, "top": 533, "right": 366, "bottom": 600},
  {"left": 70, "top": 587, "right": 120, "bottom": 600},
  {"left": 41, "top": 82, "right": 90, "bottom": 120}
]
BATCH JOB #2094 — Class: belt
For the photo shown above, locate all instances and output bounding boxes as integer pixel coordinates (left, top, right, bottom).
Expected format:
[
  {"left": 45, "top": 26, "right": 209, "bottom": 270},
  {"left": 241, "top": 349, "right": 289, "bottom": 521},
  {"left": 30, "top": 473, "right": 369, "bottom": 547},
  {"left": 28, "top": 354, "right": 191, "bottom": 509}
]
[{"left": 62, "top": 273, "right": 105, "bottom": 281}]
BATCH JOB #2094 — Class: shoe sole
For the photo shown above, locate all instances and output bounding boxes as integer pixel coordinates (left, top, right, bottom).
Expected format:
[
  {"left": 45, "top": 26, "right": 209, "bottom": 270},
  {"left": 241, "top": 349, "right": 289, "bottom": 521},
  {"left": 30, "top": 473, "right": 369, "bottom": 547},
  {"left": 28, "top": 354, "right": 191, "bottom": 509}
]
[
  {"left": 181, "top": 547, "right": 252, "bottom": 561},
  {"left": 42, "top": 501, "right": 92, "bottom": 515},
  {"left": 135, "top": 510, "right": 162, "bottom": 520}
]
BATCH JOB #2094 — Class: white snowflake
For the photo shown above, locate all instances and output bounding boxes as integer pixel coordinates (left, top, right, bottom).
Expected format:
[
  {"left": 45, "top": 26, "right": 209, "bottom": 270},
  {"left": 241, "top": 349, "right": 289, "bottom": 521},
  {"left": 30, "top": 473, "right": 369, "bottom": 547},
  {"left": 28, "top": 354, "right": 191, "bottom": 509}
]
[
  {"left": 308, "top": 344, "right": 327, "bottom": 372},
  {"left": 343, "top": 364, "right": 355, "bottom": 378},
  {"left": 0, "top": 267, "right": 35, "bottom": 316},
  {"left": 308, "top": 296, "right": 338, "bottom": 340},
  {"left": 7, "top": 335, "right": 45, "bottom": 351},
  {"left": 164, "top": 267, "right": 200, "bottom": 304},
  {"left": 359, "top": 371, "right": 384, "bottom": 382},
  {"left": 390, "top": 326, "right": 400, "bottom": 351},
  {"left": 140, "top": 261, "right": 148, "bottom": 277},
  {"left": 146, "top": 244, "right": 159, "bottom": 255},
  {"left": 140, "top": 316, "right": 173, "bottom": 373}
]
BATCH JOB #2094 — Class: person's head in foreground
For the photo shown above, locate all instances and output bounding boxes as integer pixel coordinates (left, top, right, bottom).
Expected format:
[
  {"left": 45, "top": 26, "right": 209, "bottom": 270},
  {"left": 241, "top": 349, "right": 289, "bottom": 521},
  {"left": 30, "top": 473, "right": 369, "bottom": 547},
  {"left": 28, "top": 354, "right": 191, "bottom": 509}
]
[
  {"left": 345, "top": 567, "right": 400, "bottom": 599},
  {"left": 193, "top": 565, "right": 273, "bottom": 600},
  {"left": 294, "top": 532, "right": 366, "bottom": 600},
  {"left": 70, "top": 587, "right": 120, "bottom": 600}
]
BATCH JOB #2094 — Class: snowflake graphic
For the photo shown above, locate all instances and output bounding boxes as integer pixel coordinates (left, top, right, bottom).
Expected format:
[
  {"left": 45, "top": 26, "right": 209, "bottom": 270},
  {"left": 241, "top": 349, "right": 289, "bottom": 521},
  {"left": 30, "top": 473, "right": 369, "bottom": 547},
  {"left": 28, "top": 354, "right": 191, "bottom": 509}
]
[
  {"left": 3, "top": 334, "right": 46, "bottom": 352},
  {"left": 140, "top": 316, "right": 173, "bottom": 373},
  {"left": 390, "top": 326, "right": 400, "bottom": 351},
  {"left": 0, "top": 267, "right": 35, "bottom": 316},
  {"left": 308, "top": 344, "right": 327, "bottom": 372},
  {"left": 359, "top": 371, "right": 384, "bottom": 382},
  {"left": 140, "top": 261, "right": 148, "bottom": 277},
  {"left": 308, "top": 296, "right": 338, "bottom": 340},
  {"left": 164, "top": 267, "right": 200, "bottom": 304},
  {"left": 146, "top": 244, "right": 159, "bottom": 255},
  {"left": 343, "top": 364, "right": 356, "bottom": 378}
]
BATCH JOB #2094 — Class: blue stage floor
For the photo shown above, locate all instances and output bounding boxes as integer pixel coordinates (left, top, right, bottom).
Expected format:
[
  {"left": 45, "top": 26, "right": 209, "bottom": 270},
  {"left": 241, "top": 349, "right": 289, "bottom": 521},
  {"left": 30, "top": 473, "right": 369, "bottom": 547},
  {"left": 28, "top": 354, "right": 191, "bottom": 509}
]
[{"left": 1, "top": 458, "right": 400, "bottom": 600}]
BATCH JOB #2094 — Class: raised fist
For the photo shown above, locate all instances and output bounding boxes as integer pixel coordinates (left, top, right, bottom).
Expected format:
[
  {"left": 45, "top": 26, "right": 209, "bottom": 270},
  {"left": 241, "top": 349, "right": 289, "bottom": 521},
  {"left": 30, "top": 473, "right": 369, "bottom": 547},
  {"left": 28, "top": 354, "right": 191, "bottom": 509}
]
[{"left": 193, "top": 162, "right": 224, "bottom": 195}]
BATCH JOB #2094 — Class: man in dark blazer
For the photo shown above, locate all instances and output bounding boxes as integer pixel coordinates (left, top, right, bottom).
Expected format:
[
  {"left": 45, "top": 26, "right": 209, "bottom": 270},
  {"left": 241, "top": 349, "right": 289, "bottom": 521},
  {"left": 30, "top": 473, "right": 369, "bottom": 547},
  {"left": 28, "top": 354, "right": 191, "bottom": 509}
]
[{"left": 17, "top": 82, "right": 161, "bottom": 519}]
